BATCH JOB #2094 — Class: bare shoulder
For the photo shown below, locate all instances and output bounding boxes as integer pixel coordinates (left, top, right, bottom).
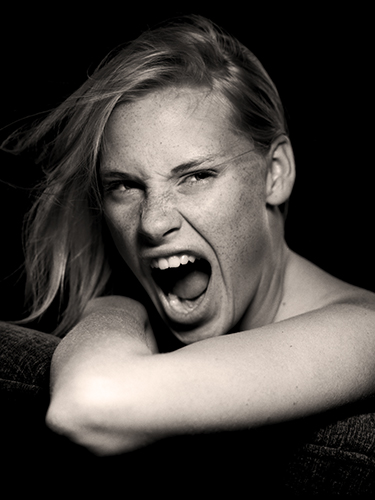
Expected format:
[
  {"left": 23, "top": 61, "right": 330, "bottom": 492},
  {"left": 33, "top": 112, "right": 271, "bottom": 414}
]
[
  {"left": 83, "top": 295, "right": 149, "bottom": 318},
  {"left": 275, "top": 250, "right": 375, "bottom": 322}
]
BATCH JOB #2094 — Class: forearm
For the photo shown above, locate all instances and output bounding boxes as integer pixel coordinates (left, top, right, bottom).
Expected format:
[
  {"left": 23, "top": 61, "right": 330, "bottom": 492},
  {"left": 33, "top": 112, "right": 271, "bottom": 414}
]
[
  {"left": 96, "top": 304, "right": 375, "bottom": 438},
  {"left": 47, "top": 301, "right": 375, "bottom": 456}
]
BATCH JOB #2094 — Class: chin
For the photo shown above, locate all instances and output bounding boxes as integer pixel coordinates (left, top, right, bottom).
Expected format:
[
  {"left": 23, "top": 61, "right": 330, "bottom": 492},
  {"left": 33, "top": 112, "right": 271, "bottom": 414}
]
[{"left": 167, "top": 317, "right": 230, "bottom": 344}]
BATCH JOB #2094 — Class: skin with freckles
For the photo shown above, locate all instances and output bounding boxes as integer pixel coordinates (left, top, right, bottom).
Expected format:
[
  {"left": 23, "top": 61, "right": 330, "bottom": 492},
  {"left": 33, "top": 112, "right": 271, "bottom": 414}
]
[
  {"left": 43, "top": 17, "right": 375, "bottom": 459},
  {"left": 48, "top": 87, "right": 375, "bottom": 458},
  {"left": 100, "top": 87, "right": 289, "bottom": 343}
]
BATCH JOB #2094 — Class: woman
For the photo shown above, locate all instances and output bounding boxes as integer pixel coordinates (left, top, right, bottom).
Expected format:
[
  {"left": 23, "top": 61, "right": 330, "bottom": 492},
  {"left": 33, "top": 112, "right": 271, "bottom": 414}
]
[{"left": 2, "top": 15, "right": 375, "bottom": 491}]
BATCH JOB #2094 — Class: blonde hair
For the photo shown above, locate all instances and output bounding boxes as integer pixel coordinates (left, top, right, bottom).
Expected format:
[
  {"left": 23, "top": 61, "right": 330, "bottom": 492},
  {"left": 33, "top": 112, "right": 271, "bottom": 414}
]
[{"left": 2, "top": 15, "right": 288, "bottom": 336}]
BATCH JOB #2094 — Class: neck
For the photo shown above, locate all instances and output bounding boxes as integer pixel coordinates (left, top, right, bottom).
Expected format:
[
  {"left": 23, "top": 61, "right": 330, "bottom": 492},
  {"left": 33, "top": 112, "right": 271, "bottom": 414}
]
[{"left": 237, "top": 209, "right": 290, "bottom": 331}]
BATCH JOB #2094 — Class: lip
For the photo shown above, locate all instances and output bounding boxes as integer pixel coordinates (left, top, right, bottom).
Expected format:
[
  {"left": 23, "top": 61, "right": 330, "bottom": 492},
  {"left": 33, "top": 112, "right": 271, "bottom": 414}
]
[{"left": 141, "top": 247, "right": 207, "bottom": 266}]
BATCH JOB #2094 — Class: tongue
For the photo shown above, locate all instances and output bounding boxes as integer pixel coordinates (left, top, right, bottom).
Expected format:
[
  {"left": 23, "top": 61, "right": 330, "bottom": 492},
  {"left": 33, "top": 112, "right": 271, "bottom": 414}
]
[{"left": 172, "top": 270, "right": 209, "bottom": 300}]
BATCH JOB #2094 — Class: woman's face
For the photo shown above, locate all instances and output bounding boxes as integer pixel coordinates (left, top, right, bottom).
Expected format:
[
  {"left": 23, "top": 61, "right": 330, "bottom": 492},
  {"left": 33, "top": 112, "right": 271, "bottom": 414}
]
[{"left": 100, "top": 88, "right": 280, "bottom": 343}]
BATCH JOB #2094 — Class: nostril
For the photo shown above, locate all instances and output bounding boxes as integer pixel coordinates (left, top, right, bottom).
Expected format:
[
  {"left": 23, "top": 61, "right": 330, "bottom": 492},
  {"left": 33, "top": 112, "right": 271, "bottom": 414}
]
[
  {"left": 140, "top": 201, "right": 181, "bottom": 242},
  {"left": 139, "top": 225, "right": 179, "bottom": 245}
]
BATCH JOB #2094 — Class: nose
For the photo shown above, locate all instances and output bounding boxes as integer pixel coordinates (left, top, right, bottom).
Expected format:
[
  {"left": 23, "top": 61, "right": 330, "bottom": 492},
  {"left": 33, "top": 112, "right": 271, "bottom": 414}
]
[{"left": 139, "top": 192, "right": 182, "bottom": 244}]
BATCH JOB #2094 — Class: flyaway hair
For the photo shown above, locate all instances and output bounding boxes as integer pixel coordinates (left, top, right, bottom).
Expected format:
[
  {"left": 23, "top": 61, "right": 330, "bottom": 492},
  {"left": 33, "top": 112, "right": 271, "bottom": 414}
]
[{"left": 1, "top": 15, "right": 288, "bottom": 336}]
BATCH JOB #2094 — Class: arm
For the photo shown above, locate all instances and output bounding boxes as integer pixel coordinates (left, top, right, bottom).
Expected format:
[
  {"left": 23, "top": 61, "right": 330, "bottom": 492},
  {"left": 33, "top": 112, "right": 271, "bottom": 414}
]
[
  {"left": 46, "top": 296, "right": 159, "bottom": 453},
  {"left": 46, "top": 295, "right": 375, "bottom": 456}
]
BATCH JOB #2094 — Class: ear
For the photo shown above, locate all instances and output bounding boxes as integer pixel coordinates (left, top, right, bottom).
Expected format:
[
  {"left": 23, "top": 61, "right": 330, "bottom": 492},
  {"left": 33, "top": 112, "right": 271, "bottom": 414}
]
[{"left": 265, "top": 136, "right": 295, "bottom": 206}]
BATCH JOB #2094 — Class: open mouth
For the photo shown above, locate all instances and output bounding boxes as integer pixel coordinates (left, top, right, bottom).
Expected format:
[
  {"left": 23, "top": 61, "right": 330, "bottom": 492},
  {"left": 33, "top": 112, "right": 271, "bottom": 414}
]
[{"left": 151, "top": 255, "right": 212, "bottom": 315}]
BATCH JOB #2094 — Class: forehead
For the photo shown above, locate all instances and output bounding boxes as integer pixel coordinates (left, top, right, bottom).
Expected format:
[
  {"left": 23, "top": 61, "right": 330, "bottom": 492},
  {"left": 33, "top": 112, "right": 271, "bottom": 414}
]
[{"left": 101, "top": 88, "right": 252, "bottom": 172}]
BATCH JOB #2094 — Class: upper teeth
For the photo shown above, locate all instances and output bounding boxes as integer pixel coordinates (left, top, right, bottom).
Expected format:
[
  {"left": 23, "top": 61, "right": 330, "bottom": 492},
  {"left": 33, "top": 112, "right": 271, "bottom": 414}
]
[{"left": 151, "top": 254, "right": 197, "bottom": 270}]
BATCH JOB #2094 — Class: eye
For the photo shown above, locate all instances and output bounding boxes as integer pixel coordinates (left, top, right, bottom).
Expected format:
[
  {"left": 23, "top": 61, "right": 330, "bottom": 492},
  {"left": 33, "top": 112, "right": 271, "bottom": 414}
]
[
  {"left": 182, "top": 170, "right": 216, "bottom": 186},
  {"left": 102, "top": 179, "right": 143, "bottom": 198}
]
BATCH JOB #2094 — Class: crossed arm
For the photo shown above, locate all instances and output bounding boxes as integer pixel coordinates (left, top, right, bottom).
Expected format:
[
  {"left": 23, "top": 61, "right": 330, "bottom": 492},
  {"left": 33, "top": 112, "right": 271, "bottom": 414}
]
[{"left": 46, "top": 295, "right": 375, "bottom": 456}]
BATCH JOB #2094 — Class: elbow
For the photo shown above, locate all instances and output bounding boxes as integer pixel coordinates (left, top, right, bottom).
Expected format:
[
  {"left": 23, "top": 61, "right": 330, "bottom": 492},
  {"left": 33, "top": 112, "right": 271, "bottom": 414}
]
[
  {"left": 45, "top": 399, "right": 83, "bottom": 447},
  {"left": 46, "top": 378, "right": 131, "bottom": 456},
  {"left": 46, "top": 401, "right": 114, "bottom": 457}
]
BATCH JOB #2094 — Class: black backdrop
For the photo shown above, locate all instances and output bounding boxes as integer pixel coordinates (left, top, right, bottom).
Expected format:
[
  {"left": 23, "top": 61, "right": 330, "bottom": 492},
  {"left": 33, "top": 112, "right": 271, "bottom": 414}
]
[{"left": 1, "top": 3, "right": 373, "bottom": 326}]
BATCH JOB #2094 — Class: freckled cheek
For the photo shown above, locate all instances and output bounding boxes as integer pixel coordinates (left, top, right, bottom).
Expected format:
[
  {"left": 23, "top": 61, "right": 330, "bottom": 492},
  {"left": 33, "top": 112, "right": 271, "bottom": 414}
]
[
  {"left": 104, "top": 208, "right": 138, "bottom": 262},
  {"left": 207, "top": 193, "right": 267, "bottom": 271}
]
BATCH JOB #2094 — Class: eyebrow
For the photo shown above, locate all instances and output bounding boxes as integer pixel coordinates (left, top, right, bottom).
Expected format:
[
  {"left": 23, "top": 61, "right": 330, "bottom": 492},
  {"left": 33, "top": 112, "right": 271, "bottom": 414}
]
[
  {"left": 100, "top": 154, "right": 218, "bottom": 179},
  {"left": 171, "top": 149, "right": 256, "bottom": 175},
  {"left": 170, "top": 155, "right": 218, "bottom": 176},
  {"left": 100, "top": 149, "right": 255, "bottom": 179}
]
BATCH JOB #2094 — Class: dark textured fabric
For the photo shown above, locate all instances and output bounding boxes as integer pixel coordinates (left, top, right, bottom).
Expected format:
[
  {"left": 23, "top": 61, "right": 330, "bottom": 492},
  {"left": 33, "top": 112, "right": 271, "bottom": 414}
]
[
  {"left": 0, "top": 321, "right": 60, "bottom": 398},
  {"left": 1, "top": 321, "right": 375, "bottom": 495},
  {"left": 0, "top": 322, "right": 63, "bottom": 492},
  {"left": 283, "top": 410, "right": 375, "bottom": 495}
]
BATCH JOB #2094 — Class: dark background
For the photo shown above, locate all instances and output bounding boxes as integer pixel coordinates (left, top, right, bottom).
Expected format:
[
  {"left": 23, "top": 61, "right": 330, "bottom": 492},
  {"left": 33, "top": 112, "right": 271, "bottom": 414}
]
[{"left": 0, "top": 3, "right": 373, "bottom": 325}]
